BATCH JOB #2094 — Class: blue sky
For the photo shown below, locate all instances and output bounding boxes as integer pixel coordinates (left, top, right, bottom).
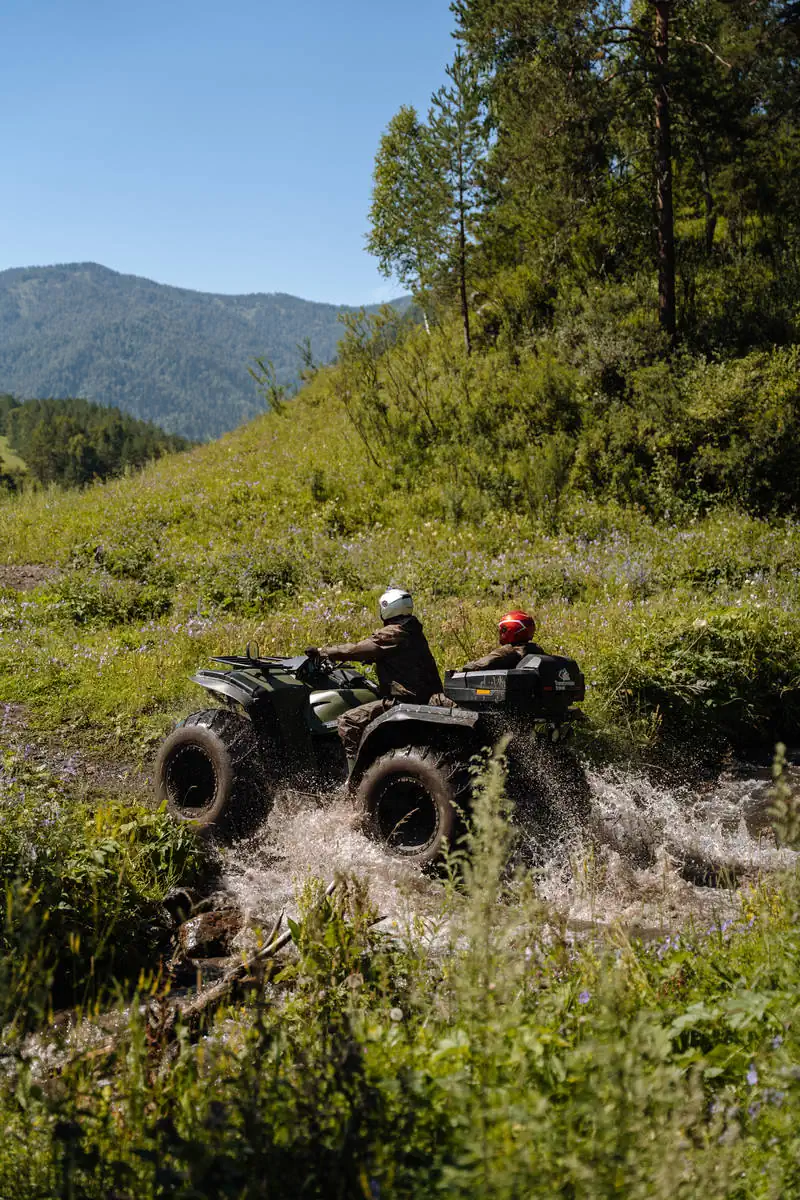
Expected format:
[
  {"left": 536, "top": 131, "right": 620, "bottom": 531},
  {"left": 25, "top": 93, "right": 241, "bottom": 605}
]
[{"left": 1, "top": 1, "right": 455, "bottom": 304}]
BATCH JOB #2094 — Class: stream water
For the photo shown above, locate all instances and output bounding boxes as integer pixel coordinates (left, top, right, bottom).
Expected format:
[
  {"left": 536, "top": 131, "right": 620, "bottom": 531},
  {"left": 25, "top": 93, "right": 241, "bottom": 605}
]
[
  {"left": 12, "top": 756, "right": 798, "bottom": 1077},
  {"left": 220, "top": 758, "right": 800, "bottom": 950}
]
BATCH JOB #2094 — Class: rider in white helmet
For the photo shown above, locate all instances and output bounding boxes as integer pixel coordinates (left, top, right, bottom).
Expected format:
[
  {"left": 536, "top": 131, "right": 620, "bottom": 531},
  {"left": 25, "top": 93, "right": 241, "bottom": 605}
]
[{"left": 305, "top": 588, "right": 443, "bottom": 762}]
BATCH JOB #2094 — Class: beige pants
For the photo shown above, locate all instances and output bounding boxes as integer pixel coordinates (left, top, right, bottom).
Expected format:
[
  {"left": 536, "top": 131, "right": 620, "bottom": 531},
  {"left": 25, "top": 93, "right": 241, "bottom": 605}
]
[
  {"left": 338, "top": 693, "right": 455, "bottom": 757},
  {"left": 337, "top": 698, "right": 396, "bottom": 757}
]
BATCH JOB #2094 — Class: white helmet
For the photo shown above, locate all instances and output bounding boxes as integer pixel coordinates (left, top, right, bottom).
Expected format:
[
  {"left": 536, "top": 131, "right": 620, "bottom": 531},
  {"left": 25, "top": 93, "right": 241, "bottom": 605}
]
[{"left": 379, "top": 588, "right": 413, "bottom": 621}]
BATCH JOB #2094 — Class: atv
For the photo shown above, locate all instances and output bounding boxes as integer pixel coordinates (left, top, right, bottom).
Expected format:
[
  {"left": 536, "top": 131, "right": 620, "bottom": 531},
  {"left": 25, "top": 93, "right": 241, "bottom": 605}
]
[{"left": 155, "top": 645, "right": 589, "bottom": 866}]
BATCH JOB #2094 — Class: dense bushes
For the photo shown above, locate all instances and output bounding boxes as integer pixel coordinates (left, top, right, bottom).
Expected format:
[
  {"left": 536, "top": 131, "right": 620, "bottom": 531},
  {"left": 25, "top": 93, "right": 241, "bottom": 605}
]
[
  {"left": 591, "top": 604, "right": 800, "bottom": 754},
  {"left": 334, "top": 311, "right": 800, "bottom": 523},
  {"left": 0, "top": 750, "right": 208, "bottom": 1009}
]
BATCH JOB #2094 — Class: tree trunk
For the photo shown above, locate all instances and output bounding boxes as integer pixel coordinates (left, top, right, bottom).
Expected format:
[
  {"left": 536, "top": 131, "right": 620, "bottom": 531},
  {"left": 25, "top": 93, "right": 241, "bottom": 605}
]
[
  {"left": 654, "top": 0, "right": 677, "bottom": 343},
  {"left": 457, "top": 146, "right": 472, "bottom": 356},
  {"left": 698, "top": 146, "right": 717, "bottom": 255}
]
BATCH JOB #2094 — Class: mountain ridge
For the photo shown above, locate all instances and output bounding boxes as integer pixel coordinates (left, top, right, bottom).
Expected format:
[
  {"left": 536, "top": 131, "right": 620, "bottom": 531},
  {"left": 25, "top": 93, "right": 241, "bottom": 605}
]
[{"left": 0, "top": 262, "right": 406, "bottom": 441}]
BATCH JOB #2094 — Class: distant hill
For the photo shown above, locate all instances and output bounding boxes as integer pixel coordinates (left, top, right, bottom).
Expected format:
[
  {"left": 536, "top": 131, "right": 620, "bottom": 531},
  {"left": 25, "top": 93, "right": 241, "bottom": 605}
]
[
  {"left": 0, "top": 394, "right": 189, "bottom": 490},
  {"left": 0, "top": 263, "right": 406, "bottom": 441}
]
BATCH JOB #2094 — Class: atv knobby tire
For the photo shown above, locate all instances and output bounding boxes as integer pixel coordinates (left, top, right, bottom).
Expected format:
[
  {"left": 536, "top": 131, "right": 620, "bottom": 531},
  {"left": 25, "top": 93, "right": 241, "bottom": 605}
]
[
  {"left": 355, "top": 745, "right": 470, "bottom": 866},
  {"left": 155, "top": 708, "right": 270, "bottom": 835}
]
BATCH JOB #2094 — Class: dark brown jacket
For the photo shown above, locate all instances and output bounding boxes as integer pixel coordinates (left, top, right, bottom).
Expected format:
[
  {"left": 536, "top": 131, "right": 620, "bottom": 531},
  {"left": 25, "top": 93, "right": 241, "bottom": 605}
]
[
  {"left": 321, "top": 616, "right": 443, "bottom": 702},
  {"left": 462, "top": 641, "right": 545, "bottom": 672}
]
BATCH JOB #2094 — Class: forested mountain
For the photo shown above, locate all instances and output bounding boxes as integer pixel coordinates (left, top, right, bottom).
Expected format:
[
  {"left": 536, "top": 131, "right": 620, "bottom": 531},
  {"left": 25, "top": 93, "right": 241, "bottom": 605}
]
[
  {"left": 0, "top": 263, "right": 405, "bottom": 441},
  {"left": 0, "top": 394, "right": 189, "bottom": 489}
]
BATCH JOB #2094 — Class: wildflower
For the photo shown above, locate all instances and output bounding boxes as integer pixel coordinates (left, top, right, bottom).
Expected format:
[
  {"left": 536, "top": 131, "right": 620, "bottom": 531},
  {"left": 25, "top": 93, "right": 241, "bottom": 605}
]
[
  {"left": 771, "top": 1034, "right": 783, "bottom": 1050},
  {"left": 578, "top": 990, "right": 591, "bottom": 1005},
  {"left": 747, "top": 1065, "right": 758, "bottom": 1087}
]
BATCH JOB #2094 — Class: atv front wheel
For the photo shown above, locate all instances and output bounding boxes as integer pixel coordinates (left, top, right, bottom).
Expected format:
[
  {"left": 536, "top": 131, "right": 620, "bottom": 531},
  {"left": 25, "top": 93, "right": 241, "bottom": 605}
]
[
  {"left": 155, "top": 708, "right": 270, "bottom": 835},
  {"left": 355, "top": 745, "right": 469, "bottom": 866}
]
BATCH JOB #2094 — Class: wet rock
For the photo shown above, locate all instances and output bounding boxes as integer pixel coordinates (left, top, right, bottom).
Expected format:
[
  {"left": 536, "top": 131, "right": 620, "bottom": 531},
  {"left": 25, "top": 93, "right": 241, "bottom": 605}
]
[
  {"left": 169, "top": 956, "right": 233, "bottom": 987},
  {"left": 163, "top": 887, "right": 200, "bottom": 925},
  {"left": 190, "top": 891, "right": 240, "bottom": 917},
  {"left": 178, "top": 909, "right": 242, "bottom": 959}
]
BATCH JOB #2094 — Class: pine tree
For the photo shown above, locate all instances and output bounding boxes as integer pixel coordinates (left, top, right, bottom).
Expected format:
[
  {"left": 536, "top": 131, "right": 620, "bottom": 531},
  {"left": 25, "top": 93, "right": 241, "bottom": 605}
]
[
  {"left": 428, "top": 51, "right": 486, "bottom": 353},
  {"left": 453, "top": 0, "right": 800, "bottom": 346},
  {"left": 367, "top": 60, "right": 487, "bottom": 353}
]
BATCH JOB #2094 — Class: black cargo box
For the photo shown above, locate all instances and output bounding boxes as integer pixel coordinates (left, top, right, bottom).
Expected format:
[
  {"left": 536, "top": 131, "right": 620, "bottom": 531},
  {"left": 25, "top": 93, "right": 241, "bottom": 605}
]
[{"left": 444, "top": 653, "right": 585, "bottom": 710}]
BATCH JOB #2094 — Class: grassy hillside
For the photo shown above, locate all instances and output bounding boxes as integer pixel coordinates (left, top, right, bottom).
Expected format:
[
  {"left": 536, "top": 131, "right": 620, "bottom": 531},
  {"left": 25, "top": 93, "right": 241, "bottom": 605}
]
[
  {"left": 0, "top": 433, "right": 25, "bottom": 472},
  {"left": 1, "top": 365, "right": 798, "bottom": 765},
  {"left": 0, "top": 263, "right": 407, "bottom": 440},
  {"left": 2, "top": 359, "right": 800, "bottom": 1198}
]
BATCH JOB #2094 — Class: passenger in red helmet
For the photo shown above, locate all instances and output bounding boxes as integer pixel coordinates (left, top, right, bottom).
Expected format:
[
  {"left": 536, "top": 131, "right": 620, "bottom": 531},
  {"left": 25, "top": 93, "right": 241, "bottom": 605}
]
[{"left": 461, "top": 610, "right": 544, "bottom": 671}]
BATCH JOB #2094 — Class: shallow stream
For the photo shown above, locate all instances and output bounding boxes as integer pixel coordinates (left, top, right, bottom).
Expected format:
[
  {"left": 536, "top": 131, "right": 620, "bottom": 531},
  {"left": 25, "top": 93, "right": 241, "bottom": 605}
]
[
  {"left": 11, "top": 756, "right": 798, "bottom": 1078},
  {"left": 221, "top": 758, "right": 800, "bottom": 949}
]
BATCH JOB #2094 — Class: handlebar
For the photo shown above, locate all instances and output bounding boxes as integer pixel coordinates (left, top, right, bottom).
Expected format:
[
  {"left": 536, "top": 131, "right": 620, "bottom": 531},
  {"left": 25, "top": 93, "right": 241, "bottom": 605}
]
[{"left": 299, "top": 653, "right": 366, "bottom": 682}]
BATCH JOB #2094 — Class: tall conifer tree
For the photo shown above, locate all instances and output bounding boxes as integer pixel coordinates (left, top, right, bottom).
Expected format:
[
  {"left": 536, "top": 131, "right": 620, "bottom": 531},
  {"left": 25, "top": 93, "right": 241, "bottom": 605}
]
[{"left": 368, "top": 58, "right": 487, "bottom": 352}]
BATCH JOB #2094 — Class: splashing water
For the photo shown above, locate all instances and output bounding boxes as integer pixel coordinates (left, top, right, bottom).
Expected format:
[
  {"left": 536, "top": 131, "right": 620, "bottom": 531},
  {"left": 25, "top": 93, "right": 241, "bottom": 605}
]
[
  {"left": 12, "top": 758, "right": 798, "bottom": 1079},
  {"left": 220, "top": 761, "right": 799, "bottom": 946}
]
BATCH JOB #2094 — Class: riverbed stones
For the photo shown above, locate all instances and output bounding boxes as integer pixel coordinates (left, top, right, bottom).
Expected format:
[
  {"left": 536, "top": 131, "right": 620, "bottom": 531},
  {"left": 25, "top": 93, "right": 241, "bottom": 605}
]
[
  {"left": 178, "top": 909, "right": 243, "bottom": 959},
  {"left": 162, "top": 887, "right": 200, "bottom": 925}
]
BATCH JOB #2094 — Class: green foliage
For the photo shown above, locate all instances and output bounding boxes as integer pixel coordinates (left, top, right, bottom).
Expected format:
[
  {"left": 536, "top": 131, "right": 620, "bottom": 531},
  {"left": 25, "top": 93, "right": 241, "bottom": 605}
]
[
  {"left": 369, "top": 52, "right": 486, "bottom": 350},
  {"left": 248, "top": 355, "right": 289, "bottom": 415},
  {"left": 1, "top": 758, "right": 800, "bottom": 1195},
  {"left": 1, "top": 373, "right": 799, "bottom": 763},
  {"left": 0, "top": 394, "right": 190, "bottom": 488},
  {"left": 0, "top": 750, "right": 208, "bottom": 1011},
  {"left": 334, "top": 299, "right": 800, "bottom": 521},
  {"left": 450, "top": 0, "right": 800, "bottom": 346},
  {"left": 593, "top": 604, "right": 800, "bottom": 753},
  {"left": 46, "top": 573, "right": 173, "bottom": 627}
]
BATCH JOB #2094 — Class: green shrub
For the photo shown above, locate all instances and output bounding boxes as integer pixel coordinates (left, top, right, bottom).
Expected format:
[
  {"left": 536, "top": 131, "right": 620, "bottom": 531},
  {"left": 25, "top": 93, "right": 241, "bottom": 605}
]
[
  {"left": 0, "top": 752, "right": 208, "bottom": 1009},
  {"left": 596, "top": 604, "right": 800, "bottom": 753},
  {"left": 47, "top": 572, "right": 172, "bottom": 627},
  {"left": 198, "top": 543, "right": 301, "bottom": 612}
]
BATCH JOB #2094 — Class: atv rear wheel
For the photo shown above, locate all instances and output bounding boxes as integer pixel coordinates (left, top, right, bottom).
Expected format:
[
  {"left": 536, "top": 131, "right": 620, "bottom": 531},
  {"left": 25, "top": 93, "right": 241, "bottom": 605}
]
[
  {"left": 355, "top": 745, "right": 469, "bottom": 866},
  {"left": 155, "top": 708, "right": 270, "bottom": 835}
]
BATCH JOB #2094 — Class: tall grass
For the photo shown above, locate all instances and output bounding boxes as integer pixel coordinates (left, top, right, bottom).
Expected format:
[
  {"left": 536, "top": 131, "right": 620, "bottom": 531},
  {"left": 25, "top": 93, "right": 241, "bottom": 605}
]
[{"left": 0, "top": 754, "right": 798, "bottom": 1196}]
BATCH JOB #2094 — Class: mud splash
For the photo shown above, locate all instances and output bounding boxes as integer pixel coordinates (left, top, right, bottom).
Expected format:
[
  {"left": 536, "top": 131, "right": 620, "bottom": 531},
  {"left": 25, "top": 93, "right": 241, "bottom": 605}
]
[{"left": 221, "top": 761, "right": 799, "bottom": 946}]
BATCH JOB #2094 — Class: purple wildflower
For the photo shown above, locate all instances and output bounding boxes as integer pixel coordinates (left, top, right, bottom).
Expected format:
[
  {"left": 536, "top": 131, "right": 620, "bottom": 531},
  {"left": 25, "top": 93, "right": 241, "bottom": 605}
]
[
  {"left": 578, "top": 990, "right": 591, "bottom": 1005},
  {"left": 747, "top": 1066, "right": 758, "bottom": 1087}
]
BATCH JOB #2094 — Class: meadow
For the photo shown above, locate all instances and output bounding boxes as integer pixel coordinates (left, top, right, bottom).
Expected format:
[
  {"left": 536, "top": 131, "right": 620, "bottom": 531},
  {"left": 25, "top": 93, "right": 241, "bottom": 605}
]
[
  {"left": 1, "top": 372, "right": 800, "bottom": 1196},
  {"left": 1, "top": 375, "right": 798, "bottom": 764}
]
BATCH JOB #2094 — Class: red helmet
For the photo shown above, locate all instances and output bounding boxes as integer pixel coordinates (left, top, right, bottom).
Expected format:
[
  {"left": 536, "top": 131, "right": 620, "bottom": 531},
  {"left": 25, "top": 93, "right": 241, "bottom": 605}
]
[{"left": 498, "top": 610, "right": 536, "bottom": 645}]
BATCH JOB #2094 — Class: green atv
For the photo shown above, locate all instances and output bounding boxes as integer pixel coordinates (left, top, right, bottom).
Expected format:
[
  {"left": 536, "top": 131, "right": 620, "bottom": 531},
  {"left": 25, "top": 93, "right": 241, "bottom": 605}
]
[{"left": 155, "top": 646, "right": 590, "bottom": 866}]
